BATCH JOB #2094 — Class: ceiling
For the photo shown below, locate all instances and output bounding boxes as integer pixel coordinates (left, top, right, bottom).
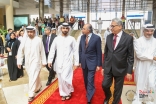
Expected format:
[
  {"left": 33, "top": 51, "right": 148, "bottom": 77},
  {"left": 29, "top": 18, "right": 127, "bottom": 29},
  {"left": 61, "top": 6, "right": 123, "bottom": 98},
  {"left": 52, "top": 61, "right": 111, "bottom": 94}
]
[{"left": 17, "top": 0, "right": 153, "bottom": 12}]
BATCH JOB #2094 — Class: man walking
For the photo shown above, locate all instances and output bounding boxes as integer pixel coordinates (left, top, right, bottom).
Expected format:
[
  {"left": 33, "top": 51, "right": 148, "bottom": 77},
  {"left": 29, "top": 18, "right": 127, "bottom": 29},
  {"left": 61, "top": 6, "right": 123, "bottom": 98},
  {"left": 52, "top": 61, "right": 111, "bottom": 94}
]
[
  {"left": 42, "top": 26, "right": 57, "bottom": 86},
  {"left": 17, "top": 26, "right": 47, "bottom": 102},
  {"left": 102, "top": 18, "right": 134, "bottom": 104},
  {"left": 79, "top": 23, "right": 102, "bottom": 104},
  {"left": 48, "top": 23, "right": 79, "bottom": 101}
]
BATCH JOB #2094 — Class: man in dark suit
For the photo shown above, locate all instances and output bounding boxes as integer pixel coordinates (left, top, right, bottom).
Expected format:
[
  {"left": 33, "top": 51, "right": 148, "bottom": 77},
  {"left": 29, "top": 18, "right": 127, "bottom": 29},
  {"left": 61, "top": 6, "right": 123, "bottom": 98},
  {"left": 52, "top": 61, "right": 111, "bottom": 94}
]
[
  {"left": 102, "top": 18, "right": 134, "bottom": 104},
  {"left": 42, "top": 26, "right": 57, "bottom": 86},
  {"left": 79, "top": 23, "right": 102, "bottom": 104}
]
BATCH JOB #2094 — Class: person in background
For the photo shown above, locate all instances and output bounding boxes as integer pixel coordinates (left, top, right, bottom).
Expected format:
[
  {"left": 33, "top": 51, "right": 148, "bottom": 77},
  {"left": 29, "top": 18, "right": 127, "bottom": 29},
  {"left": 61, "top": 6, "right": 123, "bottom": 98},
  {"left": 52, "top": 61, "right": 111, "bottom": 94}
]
[
  {"left": 6, "top": 28, "right": 13, "bottom": 41},
  {"left": 35, "top": 24, "right": 39, "bottom": 36},
  {"left": 5, "top": 32, "right": 21, "bottom": 81},
  {"left": 0, "top": 33, "right": 4, "bottom": 56},
  {"left": 70, "top": 16, "right": 75, "bottom": 27},
  {"left": 97, "top": 17, "right": 103, "bottom": 33},
  {"left": 103, "top": 27, "right": 111, "bottom": 43},
  {"left": 41, "top": 21, "right": 46, "bottom": 35}
]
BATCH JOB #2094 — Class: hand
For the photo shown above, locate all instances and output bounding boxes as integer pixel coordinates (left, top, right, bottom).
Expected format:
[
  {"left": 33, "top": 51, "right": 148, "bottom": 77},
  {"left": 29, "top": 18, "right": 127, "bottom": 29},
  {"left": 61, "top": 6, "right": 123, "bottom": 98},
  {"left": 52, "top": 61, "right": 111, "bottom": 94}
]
[
  {"left": 96, "top": 66, "right": 100, "bottom": 71},
  {"left": 17, "top": 65, "right": 21, "bottom": 69},
  {"left": 101, "top": 69, "right": 104, "bottom": 76},
  {"left": 15, "top": 56, "right": 17, "bottom": 59},
  {"left": 7, "top": 48, "right": 11, "bottom": 52},
  {"left": 42, "top": 64, "right": 46, "bottom": 67},
  {"left": 153, "top": 57, "right": 156, "bottom": 61},
  {"left": 48, "top": 63, "right": 52, "bottom": 68},
  {"left": 74, "top": 66, "right": 78, "bottom": 70},
  {"left": 79, "top": 63, "right": 81, "bottom": 67},
  {"left": 126, "top": 73, "right": 132, "bottom": 81},
  {"left": 0, "top": 54, "right": 3, "bottom": 57}
]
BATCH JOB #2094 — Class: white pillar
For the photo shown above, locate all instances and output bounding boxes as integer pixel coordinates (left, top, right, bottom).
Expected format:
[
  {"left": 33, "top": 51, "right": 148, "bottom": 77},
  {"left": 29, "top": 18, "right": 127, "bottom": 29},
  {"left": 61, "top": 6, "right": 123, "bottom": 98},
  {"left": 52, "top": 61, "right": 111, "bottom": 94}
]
[{"left": 5, "top": 0, "right": 14, "bottom": 30}]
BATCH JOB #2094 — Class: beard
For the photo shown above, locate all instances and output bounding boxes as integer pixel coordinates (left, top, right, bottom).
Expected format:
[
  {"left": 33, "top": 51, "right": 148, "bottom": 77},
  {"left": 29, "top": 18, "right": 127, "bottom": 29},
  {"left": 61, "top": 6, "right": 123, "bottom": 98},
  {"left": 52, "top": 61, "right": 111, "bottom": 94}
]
[{"left": 62, "top": 31, "right": 68, "bottom": 36}]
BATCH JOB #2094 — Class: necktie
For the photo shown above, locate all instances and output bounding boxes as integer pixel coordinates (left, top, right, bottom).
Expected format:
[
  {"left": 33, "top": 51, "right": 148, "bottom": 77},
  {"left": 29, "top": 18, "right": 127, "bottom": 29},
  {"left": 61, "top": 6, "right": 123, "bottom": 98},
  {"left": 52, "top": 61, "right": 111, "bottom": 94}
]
[
  {"left": 113, "top": 34, "right": 117, "bottom": 49},
  {"left": 85, "top": 35, "right": 89, "bottom": 48},
  {"left": 46, "top": 36, "right": 49, "bottom": 53}
]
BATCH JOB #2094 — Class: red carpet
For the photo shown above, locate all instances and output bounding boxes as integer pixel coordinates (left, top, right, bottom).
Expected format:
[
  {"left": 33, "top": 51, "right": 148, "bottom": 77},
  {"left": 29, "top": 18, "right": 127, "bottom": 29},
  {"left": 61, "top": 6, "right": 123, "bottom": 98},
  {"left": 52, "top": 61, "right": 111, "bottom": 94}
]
[{"left": 32, "top": 68, "right": 121, "bottom": 104}]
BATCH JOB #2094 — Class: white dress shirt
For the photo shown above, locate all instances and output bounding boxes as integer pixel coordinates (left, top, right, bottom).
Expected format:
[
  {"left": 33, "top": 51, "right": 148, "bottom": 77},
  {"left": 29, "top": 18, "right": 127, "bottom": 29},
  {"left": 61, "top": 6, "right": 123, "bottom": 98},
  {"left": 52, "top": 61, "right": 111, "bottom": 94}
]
[
  {"left": 47, "top": 34, "right": 51, "bottom": 52},
  {"left": 114, "top": 31, "right": 123, "bottom": 49}
]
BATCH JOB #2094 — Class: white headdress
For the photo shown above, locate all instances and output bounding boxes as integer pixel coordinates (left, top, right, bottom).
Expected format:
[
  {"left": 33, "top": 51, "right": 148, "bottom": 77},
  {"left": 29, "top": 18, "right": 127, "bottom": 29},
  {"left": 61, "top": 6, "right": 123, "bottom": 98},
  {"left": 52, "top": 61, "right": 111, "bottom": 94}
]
[{"left": 57, "top": 23, "right": 72, "bottom": 36}]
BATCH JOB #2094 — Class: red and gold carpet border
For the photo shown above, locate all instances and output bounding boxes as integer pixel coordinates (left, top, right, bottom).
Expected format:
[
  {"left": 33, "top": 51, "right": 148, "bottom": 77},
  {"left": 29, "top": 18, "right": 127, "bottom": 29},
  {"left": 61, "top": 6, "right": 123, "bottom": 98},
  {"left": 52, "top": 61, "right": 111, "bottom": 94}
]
[{"left": 31, "top": 79, "right": 58, "bottom": 104}]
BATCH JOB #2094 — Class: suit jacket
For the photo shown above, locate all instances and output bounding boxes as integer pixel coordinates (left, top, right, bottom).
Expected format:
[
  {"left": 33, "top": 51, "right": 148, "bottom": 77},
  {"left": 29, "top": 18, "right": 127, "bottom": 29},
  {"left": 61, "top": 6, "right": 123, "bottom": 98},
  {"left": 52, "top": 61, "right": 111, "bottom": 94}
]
[
  {"left": 79, "top": 33, "right": 102, "bottom": 70},
  {"left": 42, "top": 34, "right": 57, "bottom": 63},
  {"left": 102, "top": 31, "right": 134, "bottom": 76}
]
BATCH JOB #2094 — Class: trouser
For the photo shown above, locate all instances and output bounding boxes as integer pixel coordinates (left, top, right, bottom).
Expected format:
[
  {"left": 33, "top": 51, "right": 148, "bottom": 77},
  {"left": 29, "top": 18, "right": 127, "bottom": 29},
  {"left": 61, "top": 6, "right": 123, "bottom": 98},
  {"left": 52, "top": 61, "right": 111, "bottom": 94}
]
[
  {"left": 102, "top": 68, "right": 125, "bottom": 104},
  {"left": 82, "top": 65, "right": 96, "bottom": 102}
]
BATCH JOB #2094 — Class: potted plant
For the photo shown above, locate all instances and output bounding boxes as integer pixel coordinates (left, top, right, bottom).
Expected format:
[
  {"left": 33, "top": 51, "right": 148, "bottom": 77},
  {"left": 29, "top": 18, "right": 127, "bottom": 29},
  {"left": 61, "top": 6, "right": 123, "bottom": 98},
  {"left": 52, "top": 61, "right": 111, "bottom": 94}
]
[{"left": 0, "top": 26, "right": 7, "bottom": 43}]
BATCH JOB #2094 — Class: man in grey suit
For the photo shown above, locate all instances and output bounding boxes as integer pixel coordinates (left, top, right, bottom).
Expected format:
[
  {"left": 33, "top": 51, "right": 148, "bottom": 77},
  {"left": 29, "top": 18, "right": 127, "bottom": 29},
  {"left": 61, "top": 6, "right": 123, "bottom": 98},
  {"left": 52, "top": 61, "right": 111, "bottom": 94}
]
[
  {"left": 102, "top": 18, "right": 134, "bottom": 104},
  {"left": 42, "top": 26, "right": 57, "bottom": 86}
]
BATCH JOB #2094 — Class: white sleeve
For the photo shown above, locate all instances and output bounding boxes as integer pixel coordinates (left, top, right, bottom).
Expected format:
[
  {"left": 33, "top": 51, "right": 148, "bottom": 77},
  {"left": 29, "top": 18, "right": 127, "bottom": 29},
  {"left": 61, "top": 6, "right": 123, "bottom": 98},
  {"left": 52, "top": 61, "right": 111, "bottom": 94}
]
[
  {"left": 17, "top": 41, "right": 25, "bottom": 65},
  {"left": 134, "top": 40, "right": 153, "bottom": 61},
  {"left": 72, "top": 38, "right": 79, "bottom": 66},
  {"left": 40, "top": 40, "right": 47, "bottom": 65},
  {"left": 48, "top": 38, "right": 57, "bottom": 63}
]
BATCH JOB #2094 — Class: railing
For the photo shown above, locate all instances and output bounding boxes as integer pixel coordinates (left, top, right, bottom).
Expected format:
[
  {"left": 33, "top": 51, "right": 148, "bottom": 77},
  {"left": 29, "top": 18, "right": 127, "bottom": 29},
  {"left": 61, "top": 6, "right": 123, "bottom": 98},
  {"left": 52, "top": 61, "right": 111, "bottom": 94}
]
[{"left": 127, "top": 20, "right": 139, "bottom": 38}]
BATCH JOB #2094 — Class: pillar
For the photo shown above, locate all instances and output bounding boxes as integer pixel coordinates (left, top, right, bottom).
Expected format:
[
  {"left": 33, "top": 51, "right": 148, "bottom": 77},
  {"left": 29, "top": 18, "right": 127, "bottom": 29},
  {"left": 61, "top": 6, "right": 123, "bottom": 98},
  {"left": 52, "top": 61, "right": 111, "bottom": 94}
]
[
  {"left": 60, "top": 0, "right": 63, "bottom": 17},
  {"left": 39, "top": 0, "right": 44, "bottom": 19},
  {"left": 5, "top": 0, "right": 14, "bottom": 30},
  {"left": 87, "top": 0, "right": 90, "bottom": 23},
  {"left": 152, "top": 0, "right": 156, "bottom": 26},
  {"left": 121, "top": 0, "right": 126, "bottom": 29}
]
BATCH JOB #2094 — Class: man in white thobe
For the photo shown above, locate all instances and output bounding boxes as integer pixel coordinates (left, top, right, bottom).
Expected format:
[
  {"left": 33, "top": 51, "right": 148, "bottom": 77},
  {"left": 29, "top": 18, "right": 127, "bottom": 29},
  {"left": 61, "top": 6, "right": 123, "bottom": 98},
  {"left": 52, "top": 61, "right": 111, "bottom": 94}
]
[
  {"left": 132, "top": 24, "right": 156, "bottom": 104},
  {"left": 48, "top": 23, "right": 79, "bottom": 101},
  {"left": 17, "top": 26, "right": 47, "bottom": 102},
  {"left": 103, "top": 27, "right": 111, "bottom": 43},
  {"left": 97, "top": 17, "right": 103, "bottom": 33}
]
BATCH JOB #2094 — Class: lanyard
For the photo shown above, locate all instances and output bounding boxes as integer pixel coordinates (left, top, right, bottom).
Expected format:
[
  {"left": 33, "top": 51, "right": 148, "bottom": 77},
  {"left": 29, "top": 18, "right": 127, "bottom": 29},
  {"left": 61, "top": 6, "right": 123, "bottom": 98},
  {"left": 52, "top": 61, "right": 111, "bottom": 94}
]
[{"left": 8, "top": 42, "right": 14, "bottom": 50}]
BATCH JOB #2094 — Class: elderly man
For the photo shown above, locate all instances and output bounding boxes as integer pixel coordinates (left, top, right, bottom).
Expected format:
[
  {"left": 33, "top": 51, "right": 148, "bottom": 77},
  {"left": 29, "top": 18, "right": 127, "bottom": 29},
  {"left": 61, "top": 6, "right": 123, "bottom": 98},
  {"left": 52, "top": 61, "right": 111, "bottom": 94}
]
[
  {"left": 42, "top": 27, "right": 57, "bottom": 86},
  {"left": 79, "top": 23, "right": 102, "bottom": 104},
  {"left": 48, "top": 23, "right": 79, "bottom": 101},
  {"left": 17, "top": 26, "right": 47, "bottom": 102},
  {"left": 132, "top": 24, "right": 156, "bottom": 104},
  {"left": 102, "top": 18, "right": 134, "bottom": 104}
]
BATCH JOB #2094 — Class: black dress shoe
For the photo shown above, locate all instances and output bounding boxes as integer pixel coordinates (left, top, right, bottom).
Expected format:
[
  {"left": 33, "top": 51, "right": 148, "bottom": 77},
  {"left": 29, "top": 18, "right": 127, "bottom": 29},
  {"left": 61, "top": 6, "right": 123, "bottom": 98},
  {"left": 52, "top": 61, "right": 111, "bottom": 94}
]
[
  {"left": 87, "top": 102, "right": 91, "bottom": 104},
  {"left": 103, "top": 100, "right": 108, "bottom": 104},
  {"left": 46, "top": 81, "right": 51, "bottom": 86}
]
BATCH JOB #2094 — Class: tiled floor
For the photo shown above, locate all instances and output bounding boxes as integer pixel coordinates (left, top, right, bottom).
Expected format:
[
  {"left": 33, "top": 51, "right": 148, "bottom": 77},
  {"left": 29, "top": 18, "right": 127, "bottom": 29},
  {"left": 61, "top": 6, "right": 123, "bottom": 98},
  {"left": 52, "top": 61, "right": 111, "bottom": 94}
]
[{"left": 0, "top": 65, "right": 50, "bottom": 104}]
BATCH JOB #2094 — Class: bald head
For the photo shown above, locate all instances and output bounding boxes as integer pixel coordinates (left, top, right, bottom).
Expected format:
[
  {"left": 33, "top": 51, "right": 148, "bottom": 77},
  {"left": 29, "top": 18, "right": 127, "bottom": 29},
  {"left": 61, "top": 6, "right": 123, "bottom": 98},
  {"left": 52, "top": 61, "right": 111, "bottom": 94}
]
[{"left": 82, "top": 23, "right": 93, "bottom": 35}]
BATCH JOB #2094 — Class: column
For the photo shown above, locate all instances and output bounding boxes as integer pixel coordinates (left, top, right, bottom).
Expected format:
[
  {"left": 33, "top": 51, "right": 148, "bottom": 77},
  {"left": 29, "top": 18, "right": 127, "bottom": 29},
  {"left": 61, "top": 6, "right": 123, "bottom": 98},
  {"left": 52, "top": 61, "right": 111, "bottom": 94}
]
[
  {"left": 60, "top": 0, "right": 63, "bottom": 17},
  {"left": 152, "top": 0, "right": 156, "bottom": 26},
  {"left": 39, "top": 0, "right": 44, "bottom": 19},
  {"left": 121, "top": 0, "right": 126, "bottom": 29},
  {"left": 87, "top": 0, "right": 90, "bottom": 23},
  {"left": 5, "top": 0, "right": 14, "bottom": 30}
]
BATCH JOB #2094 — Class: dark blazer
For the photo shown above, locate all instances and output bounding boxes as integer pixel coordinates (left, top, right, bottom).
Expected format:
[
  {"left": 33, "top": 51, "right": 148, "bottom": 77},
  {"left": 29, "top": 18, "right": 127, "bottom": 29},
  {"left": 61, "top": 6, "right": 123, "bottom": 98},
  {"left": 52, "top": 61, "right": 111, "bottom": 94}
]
[
  {"left": 79, "top": 33, "right": 102, "bottom": 70},
  {"left": 42, "top": 34, "right": 57, "bottom": 63},
  {"left": 102, "top": 31, "right": 134, "bottom": 76}
]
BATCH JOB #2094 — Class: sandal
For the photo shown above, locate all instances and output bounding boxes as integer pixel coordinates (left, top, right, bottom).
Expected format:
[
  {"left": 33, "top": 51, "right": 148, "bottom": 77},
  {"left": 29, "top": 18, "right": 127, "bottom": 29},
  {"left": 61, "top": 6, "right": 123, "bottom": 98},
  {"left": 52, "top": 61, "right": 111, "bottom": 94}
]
[
  {"left": 28, "top": 97, "right": 34, "bottom": 102},
  {"left": 65, "top": 95, "right": 71, "bottom": 100},
  {"left": 35, "top": 86, "right": 42, "bottom": 93},
  {"left": 61, "top": 96, "right": 66, "bottom": 101}
]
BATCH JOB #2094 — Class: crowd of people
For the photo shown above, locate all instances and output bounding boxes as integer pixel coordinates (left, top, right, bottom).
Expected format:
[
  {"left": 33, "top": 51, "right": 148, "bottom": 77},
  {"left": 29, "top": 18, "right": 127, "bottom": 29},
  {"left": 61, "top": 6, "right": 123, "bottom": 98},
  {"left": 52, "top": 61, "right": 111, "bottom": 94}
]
[{"left": 0, "top": 16, "right": 156, "bottom": 104}]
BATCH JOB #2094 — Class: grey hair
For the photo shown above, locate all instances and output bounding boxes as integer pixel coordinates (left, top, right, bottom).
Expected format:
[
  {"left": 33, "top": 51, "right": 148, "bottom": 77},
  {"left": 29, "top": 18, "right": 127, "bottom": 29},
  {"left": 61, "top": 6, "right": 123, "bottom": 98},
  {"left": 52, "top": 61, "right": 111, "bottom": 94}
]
[
  {"left": 45, "top": 26, "right": 51, "bottom": 32},
  {"left": 112, "top": 18, "right": 123, "bottom": 26},
  {"left": 86, "top": 23, "right": 93, "bottom": 33}
]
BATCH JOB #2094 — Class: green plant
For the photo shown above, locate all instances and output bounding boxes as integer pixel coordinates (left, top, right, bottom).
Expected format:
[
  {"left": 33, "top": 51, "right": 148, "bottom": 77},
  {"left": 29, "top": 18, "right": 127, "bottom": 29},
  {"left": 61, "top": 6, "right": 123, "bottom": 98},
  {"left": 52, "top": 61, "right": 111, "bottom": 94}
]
[{"left": 0, "top": 26, "right": 7, "bottom": 36}]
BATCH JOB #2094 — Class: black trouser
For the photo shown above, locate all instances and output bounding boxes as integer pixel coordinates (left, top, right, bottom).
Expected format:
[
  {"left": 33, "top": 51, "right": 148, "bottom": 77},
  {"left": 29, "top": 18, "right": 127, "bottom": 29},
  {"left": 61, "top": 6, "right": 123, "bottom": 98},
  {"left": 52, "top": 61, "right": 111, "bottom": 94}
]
[
  {"left": 46, "top": 53, "right": 55, "bottom": 82},
  {"left": 102, "top": 69, "right": 125, "bottom": 104}
]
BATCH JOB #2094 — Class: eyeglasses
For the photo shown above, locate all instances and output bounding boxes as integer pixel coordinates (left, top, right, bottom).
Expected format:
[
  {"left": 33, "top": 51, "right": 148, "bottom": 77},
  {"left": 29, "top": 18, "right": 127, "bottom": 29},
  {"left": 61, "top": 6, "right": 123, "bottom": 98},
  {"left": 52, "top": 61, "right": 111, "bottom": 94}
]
[
  {"left": 110, "top": 25, "right": 118, "bottom": 28},
  {"left": 62, "top": 27, "right": 69, "bottom": 29}
]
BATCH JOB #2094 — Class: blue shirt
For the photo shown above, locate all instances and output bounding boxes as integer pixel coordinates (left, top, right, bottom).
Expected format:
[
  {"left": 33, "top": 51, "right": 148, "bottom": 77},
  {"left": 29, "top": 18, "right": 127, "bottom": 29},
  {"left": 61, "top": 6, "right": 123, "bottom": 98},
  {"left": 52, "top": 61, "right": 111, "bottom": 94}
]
[{"left": 6, "top": 33, "right": 10, "bottom": 41}]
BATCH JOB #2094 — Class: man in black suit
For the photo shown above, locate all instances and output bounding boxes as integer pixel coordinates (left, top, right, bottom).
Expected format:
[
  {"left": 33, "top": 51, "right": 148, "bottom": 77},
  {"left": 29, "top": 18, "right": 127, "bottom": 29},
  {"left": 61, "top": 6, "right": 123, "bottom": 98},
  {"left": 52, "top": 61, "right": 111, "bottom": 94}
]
[
  {"left": 102, "top": 18, "right": 134, "bottom": 104},
  {"left": 42, "top": 26, "right": 57, "bottom": 86}
]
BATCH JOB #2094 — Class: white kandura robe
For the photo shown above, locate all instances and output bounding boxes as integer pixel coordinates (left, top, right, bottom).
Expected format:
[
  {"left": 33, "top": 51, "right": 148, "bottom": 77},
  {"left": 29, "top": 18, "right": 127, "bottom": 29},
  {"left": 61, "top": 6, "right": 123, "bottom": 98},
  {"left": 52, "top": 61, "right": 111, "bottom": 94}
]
[
  {"left": 97, "top": 20, "right": 103, "bottom": 33},
  {"left": 17, "top": 36, "right": 47, "bottom": 97},
  {"left": 103, "top": 30, "right": 111, "bottom": 43},
  {"left": 132, "top": 36, "right": 156, "bottom": 104},
  {"left": 48, "top": 35, "right": 79, "bottom": 96}
]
